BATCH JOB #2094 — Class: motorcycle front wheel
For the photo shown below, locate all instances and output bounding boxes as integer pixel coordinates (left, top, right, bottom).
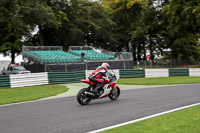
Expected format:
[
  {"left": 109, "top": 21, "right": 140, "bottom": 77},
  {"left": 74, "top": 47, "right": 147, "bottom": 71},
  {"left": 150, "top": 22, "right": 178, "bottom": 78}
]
[
  {"left": 109, "top": 87, "right": 120, "bottom": 100},
  {"left": 77, "top": 88, "right": 92, "bottom": 105}
]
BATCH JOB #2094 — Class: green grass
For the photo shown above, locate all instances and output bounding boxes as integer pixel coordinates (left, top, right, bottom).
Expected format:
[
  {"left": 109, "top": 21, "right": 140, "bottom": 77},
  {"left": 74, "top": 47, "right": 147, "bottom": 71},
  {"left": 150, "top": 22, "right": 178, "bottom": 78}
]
[
  {"left": 0, "top": 85, "right": 68, "bottom": 105},
  {"left": 118, "top": 76, "right": 200, "bottom": 85},
  {"left": 102, "top": 105, "right": 200, "bottom": 133}
]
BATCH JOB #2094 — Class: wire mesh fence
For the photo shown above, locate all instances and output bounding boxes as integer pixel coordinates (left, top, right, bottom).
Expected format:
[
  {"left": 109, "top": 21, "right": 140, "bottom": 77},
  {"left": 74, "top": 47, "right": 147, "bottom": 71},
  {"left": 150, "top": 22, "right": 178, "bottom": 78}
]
[
  {"left": 22, "top": 46, "right": 63, "bottom": 51},
  {"left": 134, "top": 59, "right": 200, "bottom": 69}
]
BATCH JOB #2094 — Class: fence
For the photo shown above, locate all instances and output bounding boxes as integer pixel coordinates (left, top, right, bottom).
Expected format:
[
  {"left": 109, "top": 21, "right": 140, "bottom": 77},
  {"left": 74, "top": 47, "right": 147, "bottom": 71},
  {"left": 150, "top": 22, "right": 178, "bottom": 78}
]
[
  {"left": 22, "top": 46, "right": 63, "bottom": 51},
  {"left": 0, "top": 68, "right": 199, "bottom": 89},
  {"left": 135, "top": 59, "right": 200, "bottom": 68},
  {"left": 24, "top": 60, "right": 134, "bottom": 72}
]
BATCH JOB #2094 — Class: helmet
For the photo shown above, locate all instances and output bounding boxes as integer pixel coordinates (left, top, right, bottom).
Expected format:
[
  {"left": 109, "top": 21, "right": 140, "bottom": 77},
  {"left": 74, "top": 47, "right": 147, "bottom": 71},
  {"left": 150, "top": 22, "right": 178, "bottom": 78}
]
[{"left": 101, "top": 63, "right": 110, "bottom": 69}]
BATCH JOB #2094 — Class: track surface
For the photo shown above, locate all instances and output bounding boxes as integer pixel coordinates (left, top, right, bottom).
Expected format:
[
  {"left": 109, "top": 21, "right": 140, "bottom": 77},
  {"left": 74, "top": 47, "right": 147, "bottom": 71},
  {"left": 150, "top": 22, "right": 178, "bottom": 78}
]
[{"left": 0, "top": 84, "right": 200, "bottom": 133}]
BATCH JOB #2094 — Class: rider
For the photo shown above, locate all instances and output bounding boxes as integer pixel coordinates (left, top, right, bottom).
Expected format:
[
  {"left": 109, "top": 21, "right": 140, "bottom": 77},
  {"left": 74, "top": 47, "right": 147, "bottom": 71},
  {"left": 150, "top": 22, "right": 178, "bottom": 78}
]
[{"left": 89, "top": 63, "right": 111, "bottom": 96}]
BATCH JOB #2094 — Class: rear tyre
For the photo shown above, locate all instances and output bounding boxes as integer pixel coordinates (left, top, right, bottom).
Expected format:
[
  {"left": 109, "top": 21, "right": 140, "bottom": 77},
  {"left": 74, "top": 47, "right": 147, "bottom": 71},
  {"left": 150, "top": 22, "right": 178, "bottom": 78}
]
[
  {"left": 109, "top": 87, "right": 120, "bottom": 100},
  {"left": 77, "top": 88, "right": 92, "bottom": 105}
]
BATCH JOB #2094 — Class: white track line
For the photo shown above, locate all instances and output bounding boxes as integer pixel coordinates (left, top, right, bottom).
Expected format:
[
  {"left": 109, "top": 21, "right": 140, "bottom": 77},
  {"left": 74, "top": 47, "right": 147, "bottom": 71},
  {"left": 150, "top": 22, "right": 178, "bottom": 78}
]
[{"left": 88, "top": 103, "right": 200, "bottom": 133}]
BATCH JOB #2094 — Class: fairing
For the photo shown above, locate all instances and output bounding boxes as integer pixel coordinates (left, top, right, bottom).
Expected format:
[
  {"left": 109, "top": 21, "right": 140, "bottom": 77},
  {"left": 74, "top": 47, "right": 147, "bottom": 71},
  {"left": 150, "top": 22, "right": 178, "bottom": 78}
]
[{"left": 80, "top": 79, "right": 96, "bottom": 85}]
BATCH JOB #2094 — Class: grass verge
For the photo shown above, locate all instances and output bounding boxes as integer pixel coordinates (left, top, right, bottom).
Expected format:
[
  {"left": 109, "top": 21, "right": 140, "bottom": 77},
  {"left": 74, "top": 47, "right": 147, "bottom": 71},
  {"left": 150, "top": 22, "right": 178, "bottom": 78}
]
[
  {"left": 118, "top": 76, "right": 200, "bottom": 85},
  {"left": 102, "top": 105, "right": 200, "bottom": 133},
  {"left": 0, "top": 85, "right": 68, "bottom": 105}
]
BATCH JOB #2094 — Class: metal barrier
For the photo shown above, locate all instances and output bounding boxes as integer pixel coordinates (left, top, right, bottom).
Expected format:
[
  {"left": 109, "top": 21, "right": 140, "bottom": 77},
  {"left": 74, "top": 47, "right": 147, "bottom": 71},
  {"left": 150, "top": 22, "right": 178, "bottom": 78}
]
[
  {"left": 145, "top": 69, "right": 169, "bottom": 78},
  {"left": 169, "top": 68, "right": 189, "bottom": 77},
  {"left": 0, "top": 68, "right": 199, "bottom": 89},
  {"left": 119, "top": 69, "right": 145, "bottom": 78},
  {"left": 48, "top": 71, "right": 85, "bottom": 84},
  {"left": 0, "top": 75, "right": 10, "bottom": 89},
  {"left": 189, "top": 68, "right": 200, "bottom": 76},
  {"left": 9, "top": 72, "right": 49, "bottom": 88}
]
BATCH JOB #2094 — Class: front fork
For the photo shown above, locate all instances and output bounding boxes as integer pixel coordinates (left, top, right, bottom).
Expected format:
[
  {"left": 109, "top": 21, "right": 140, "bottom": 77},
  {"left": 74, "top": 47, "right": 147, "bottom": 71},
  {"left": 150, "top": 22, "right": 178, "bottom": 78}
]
[{"left": 111, "top": 86, "right": 118, "bottom": 95}]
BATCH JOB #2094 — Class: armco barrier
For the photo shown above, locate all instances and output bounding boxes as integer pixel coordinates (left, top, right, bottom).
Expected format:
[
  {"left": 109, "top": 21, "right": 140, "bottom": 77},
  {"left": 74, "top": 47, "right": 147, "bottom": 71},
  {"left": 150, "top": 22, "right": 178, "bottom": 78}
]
[
  {"left": 0, "top": 68, "right": 199, "bottom": 89},
  {"left": 10, "top": 72, "right": 49, "bottom": 88},
  {"left": 189, "top": 68, "right": 200, "bottom": 76},
  {"left": 48, "top": 71, "right": 85, "bottom": 84},
  {"left": 145, "top": 69, "right": 169, "bottom": 78},
  {"left": 169, "top": 68, "right": 189, "bottom": 77},
  {"left": 119, "top": 69, "right": 145, "bottom": 78},
  {"left": 0, "top": 75, "right": 10, "bottom": 89}
]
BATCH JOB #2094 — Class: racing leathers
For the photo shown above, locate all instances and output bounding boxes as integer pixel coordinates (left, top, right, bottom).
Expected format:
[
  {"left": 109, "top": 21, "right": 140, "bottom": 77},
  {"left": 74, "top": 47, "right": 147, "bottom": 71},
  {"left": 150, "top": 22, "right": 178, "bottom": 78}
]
[{"left": 89, "top": 66, "right": 110, "bottom": 96}]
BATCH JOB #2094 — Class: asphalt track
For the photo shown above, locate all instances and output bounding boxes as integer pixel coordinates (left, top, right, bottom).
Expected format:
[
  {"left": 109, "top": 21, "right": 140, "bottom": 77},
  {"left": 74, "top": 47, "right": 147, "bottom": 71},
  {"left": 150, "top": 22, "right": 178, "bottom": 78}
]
[{"left": 0, "top": 84, "right": 200, "bottom": 133}]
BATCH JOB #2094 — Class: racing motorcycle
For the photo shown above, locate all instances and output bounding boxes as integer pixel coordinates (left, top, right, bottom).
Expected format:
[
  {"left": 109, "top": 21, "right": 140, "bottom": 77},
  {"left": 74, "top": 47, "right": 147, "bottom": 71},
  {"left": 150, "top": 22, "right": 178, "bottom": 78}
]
[{"left": 77, "top": 70, "right": 120, "bottom": 105}]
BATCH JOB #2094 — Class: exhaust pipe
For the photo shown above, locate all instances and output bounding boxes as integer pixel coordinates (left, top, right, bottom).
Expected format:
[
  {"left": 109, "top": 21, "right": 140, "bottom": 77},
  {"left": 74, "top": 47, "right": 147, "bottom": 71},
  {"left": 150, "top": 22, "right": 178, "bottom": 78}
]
[{"left": 85, "top": 92, "right": 95, "bottom": 97}]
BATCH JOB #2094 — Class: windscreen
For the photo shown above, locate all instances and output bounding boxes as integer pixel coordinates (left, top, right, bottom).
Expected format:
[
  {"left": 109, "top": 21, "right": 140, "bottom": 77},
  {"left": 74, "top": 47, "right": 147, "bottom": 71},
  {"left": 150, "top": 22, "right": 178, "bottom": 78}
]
[{"left": 13, "top": 66, "right": 26, "bottom": 71}]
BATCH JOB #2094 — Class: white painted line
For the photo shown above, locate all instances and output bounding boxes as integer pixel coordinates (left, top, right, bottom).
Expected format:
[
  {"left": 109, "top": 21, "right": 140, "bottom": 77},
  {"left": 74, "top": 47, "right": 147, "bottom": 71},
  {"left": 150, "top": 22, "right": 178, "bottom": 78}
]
[{"left": 88, "top": 103, "right": 200, "bottom": 133}]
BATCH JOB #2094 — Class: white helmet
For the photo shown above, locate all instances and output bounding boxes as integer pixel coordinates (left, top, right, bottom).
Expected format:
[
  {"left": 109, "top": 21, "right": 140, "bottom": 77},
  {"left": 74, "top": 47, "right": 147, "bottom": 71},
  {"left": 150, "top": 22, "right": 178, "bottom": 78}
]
[{"left": 101, "top": 63, "right": 110, "bottom": 69}]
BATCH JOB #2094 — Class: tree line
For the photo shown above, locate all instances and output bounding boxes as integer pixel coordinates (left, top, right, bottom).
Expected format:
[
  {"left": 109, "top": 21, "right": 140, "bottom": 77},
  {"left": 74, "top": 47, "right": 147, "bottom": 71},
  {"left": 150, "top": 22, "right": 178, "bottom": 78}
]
[{"left": 0, "top": 0, "right": 200, "bottom": 63}]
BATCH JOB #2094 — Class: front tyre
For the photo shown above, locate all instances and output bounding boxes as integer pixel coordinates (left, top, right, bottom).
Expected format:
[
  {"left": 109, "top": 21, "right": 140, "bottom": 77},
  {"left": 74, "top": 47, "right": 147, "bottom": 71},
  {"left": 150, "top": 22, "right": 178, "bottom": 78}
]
[
  {"left": 109, "top": 87, "right": 120, "bottom": 100},
  {"left": 77, "top": 88, "right": 91, "bottom": 105}
]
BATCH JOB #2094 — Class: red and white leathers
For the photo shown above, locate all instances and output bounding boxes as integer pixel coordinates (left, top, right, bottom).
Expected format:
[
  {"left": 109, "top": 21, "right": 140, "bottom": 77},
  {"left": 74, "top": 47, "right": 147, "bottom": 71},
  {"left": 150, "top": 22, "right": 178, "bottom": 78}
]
[
  {"left": 89, "top": 66, "right": 110, "bottom": 84},
  {"left": 89, "top": 66, "right": 110, "bottom": 95}
]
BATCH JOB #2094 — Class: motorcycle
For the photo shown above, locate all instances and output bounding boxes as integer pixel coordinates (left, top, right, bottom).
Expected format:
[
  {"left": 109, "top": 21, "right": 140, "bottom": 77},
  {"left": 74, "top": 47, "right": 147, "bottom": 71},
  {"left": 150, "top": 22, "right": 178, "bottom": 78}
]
[{"left": 77, "top": 70, "right": 120, "bottom": 105}]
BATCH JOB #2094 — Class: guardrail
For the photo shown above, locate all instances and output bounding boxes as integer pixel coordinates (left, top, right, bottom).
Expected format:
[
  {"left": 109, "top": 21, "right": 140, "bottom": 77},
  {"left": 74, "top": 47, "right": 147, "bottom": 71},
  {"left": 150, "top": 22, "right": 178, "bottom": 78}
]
[
  {"left": 48, "top": 71, "right": 85, "bottom": 84},
  {"left": 189, "top": 68, "right": 200, "bottom": 76},
  {"left": 0, "top": 68, "right": 199, "bottom": 89},
  {"left": 169, "top": 68, "right": 189, "bottom": 77},
  {"left": 119, "top": 69, "right": 145, "bottom": 78},
  {"left": 145, "top": 69, "right": 169, "bottom": 78},
  {"left": 0, "top": 75, "right": 10, "bottom": 89},
  {"left": 10, "top": 72, "right": 49, "bottom": 88}
]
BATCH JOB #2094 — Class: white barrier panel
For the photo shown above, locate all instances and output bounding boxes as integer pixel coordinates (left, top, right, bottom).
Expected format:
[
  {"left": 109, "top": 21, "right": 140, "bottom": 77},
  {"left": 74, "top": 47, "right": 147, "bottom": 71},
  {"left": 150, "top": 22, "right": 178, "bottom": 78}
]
[
  {"left": 189, "top": 68, "right": 200, "bottom": 76},
  {"left": 85, "top": 69, "right": 120, "bottom": 80},
  {"left": 145, "top": 69, "right": 169, "bottom": 78},
  {"left": 10, "top": 72, "right": 49, "bottom": 88}
]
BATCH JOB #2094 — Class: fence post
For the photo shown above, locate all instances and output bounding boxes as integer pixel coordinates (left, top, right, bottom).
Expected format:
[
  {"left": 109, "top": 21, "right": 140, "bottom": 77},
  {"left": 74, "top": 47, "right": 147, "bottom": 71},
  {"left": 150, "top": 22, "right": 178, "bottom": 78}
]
[
  {"left": 123, "top": 61, "right": 126, "bottom": 69},
  {"left": 65, "top": 63, "right": 67, "bottom": 72},
  {"left": 44, "top": 64, "right": 47, "bottom": 72},
  {"left": 86, "top": 62, "right": 88, "bottom": 70}
]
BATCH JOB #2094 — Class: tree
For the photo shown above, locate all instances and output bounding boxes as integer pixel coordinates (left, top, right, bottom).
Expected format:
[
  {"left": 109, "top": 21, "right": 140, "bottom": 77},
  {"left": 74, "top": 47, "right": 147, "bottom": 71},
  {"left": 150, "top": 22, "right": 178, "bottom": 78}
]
[
  {"left": 0, "top": 0, "right": 59, "bottom": 63},
  {"left": 162, "top": 0, "right": 200, "bottom": 63},
  {"left": 33, "top": 0, "right": 115, "bottom": 51},
  {"left": 101, "top": 0, "right": 146, "bottom": 61},
  {"left": 132, "top": 0, "right": 162, "bottom": 61}
]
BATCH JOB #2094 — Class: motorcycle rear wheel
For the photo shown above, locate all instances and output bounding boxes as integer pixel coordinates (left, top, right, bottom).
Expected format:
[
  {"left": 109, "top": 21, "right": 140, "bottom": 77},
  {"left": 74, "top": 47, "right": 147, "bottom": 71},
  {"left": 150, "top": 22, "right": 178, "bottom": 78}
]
[
  {"left": 109, "top": 87, "right": 120, "bottom": 100},
  {"left": 77, "top": 88, "right": 92, "bottom": 105}
]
